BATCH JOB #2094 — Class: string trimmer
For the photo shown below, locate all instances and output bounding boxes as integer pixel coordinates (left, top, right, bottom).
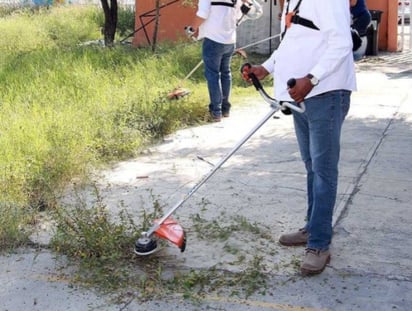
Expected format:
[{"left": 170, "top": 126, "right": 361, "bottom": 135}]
[
  {"left": 135, "top": 62, "right": 305, "bottom": 256},
  {"left": 166, "top": 33, "right": 282, "bottom": 100}
]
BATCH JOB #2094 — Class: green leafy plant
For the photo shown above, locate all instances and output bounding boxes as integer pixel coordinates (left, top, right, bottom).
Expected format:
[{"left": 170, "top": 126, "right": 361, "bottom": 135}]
[
  {"left": 117, "top": 5, "right": 135, "bottom": 37},
  {"left": 0, "top": 202, "right": 32, "bottom": 251}
]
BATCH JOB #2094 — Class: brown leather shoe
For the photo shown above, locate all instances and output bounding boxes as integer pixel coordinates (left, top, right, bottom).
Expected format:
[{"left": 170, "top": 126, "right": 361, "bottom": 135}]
[
  {"left": 300, "top": 248, "right": 331, "bottom": 275},
  {"left": 207, "top": 112, "right": 221, "bottom": 122},
  {"left": 279, "top": 228, "right": 308, "bottom": 246}
]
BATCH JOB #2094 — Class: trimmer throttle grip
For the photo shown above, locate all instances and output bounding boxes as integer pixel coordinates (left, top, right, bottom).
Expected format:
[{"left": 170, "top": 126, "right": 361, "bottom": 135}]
[
  {"left": 248, "top": 73, "right": 263, "bottom": 91},
  {"left": 282, "top": 78, "right": 297, "bottom": 115},
  {"left": 240, "top": 62, "right": 251, "bottom": 79},
  {"left": 282, "top": 77, "right": 305, "bottom": 114},
  {"left": 241, "top": 62, "right": 263, "bottom": 91},
  {"left": 287, "top": 78, "right": 296, "bottom": 88}
]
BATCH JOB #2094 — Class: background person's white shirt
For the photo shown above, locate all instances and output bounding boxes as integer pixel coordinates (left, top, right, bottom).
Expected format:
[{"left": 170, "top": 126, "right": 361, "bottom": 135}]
[{"left": 196, "top": 0, "right": 245, "bottom": 44}]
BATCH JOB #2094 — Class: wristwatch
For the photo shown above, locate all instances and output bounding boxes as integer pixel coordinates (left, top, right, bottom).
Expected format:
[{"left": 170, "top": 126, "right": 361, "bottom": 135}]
[{"left": 306, "top": 74, "right": 319, "bottom": 86}]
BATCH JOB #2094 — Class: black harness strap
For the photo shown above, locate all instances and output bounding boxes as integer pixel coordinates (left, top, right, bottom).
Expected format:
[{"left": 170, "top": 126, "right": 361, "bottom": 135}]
[
  {"left": 290, "top": 14, "right": 319, "bottom": 31},
  {"left": 211, "top": 0, "right": 236, "bottom": 7},
  {"left": 281, "top": 0, "right": 319, "bottom": 39}
]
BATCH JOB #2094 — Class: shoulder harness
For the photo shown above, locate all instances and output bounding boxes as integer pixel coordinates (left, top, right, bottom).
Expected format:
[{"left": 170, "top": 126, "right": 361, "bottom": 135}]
[
  {"left": 211, "top": 0, "right": 237, "bottom": 8},
  {"left": 281, "top": 0, "right": 319, "bottom": 39}
]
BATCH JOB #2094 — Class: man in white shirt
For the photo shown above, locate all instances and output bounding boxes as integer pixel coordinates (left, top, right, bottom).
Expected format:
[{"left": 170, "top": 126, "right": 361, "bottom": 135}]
[
  {"left": 186, "top": 0, "right": 262, "bottom": 122},
  {"left": 245, "top": 0, "right": 356, "bottom": 275}
]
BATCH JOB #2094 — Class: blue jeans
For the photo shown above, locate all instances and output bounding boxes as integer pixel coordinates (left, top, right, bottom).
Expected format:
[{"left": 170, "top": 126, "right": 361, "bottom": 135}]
[
  {"left": 202, "top": 38, "right": 234, "bottom": 117},
  {"left": 292, "top": 90, "right": 351, "bottom": 250}
]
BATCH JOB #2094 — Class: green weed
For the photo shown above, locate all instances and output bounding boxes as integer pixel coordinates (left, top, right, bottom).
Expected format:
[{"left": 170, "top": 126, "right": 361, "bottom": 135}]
[
  {"left": 0, "top": 202, "right": 32, "bottom": 251},
  {"left": 0, "top": 5, "right": 271, "bottom": 302}
]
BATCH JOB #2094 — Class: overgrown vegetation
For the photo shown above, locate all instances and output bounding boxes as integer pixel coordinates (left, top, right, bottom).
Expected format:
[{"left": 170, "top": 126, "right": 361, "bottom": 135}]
[
  {"left": 50, "top": 186, "right": 270, "bottom": 301},
  {"left": 1, "top": 5, "right": 207, "bottom": 211},
  {"left": 0, "top": 202, "right": 33, "bottom": 250},
  {"left": 0, "top": 4, "right": 273, "bottom": 302}
]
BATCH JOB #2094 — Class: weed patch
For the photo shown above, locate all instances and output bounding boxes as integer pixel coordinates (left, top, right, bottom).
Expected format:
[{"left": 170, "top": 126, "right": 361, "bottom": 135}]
[
  {"left": 0, "top": 5, "right": 273, "bottom": 303},
  {"left": 0, "top": 202, "right": 32, "bottom": 251},
  {"left": 47, "top": 185, "right": 271, "bottom": 302}
]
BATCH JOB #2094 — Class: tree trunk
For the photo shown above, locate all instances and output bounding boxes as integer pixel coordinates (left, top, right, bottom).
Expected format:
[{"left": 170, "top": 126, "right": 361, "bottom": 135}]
[
  {"left": 151, "top": 0, "right": 161, "bottom": 52},
  {"left": 101, "top": 0, "right": 118, "bottom": 47}
]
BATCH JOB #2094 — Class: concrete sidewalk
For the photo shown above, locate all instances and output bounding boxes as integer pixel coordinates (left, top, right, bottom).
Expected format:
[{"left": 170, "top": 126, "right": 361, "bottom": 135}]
[{"left": 1, "top": 51, "right": 411, "bottom": 311}]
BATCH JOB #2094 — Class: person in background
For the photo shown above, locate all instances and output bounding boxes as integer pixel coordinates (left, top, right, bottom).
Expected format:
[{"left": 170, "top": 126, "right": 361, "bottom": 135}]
[
  {"left": 243, "top": 0, "right": 356, "bottom": 275},
  {"left": 185, "top": 0, "right": 262, "bottom": 122},
  {"left": 350, "top": 0, "right": 371, "bottom": 60},
  {"left": 350, "top": 0, "right": 371, "bottom": 36}
]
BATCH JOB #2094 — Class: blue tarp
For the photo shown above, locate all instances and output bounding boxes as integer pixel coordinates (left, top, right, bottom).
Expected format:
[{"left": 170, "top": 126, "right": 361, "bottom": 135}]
[{"left": 32, "top": 0, "right": 53, "bottom": 6}]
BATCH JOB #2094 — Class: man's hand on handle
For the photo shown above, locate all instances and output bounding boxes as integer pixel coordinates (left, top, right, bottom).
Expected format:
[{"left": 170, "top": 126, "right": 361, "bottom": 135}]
[
  {"left": 241, "top": 64, "right": 270, "bottom": 82},
  {"left": 287, "top": 77, "right": 313, "bottom": 104}
]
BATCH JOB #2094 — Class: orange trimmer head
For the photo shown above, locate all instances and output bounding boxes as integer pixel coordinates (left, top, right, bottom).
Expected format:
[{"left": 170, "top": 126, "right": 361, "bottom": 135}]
[
  {"left": 134, "top": 217, "right": 186, "bottom": 256},
  {"left": 154, "top": 218, "right": 186, "bottom": 251},
  {"left": 167, "top": 87, "right": 191, "bottom": 100}
]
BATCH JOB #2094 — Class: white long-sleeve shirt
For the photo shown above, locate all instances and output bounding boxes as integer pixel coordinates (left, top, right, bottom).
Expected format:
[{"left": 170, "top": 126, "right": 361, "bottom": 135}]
[
  {"left": 262, "top": 0, "right": 357, "bottom": 101},
  {"left": 196, "top": 0, "right": 245, "bottom": 44}
]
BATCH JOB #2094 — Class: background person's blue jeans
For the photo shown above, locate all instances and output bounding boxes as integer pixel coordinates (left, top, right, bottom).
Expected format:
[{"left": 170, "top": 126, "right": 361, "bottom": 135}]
[
  {"left": 292, "top": 90, "right": 351, "bottom": 250},
  {"left": 202, "top": 38, "right": 234, "bottom": 117}
]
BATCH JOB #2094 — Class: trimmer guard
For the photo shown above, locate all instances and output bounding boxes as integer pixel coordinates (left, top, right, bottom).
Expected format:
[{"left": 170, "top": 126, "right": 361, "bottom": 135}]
[
  {"left": 167, "top": 87, "right": 191, "bottom": 100},
  {"left": 154, "top": 218, "right": 186, "bottom": 252}
]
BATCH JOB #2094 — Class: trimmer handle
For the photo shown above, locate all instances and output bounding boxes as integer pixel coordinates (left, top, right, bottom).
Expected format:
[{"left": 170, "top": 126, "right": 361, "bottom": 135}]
[
  {"left": 287, "top": 78, "right": 296, "bottom": 88},
  {"left": 240, "top": 62, "right": 262, "bottom": 91},
  {"left": 240, "top": 63, "right": 305, "bottom": 114},
  {"left": 283, "top": 77, "right": 305, "bottom": 113},
  {"left": 280, "top": 78, "right": 296, "bottom": 115}
]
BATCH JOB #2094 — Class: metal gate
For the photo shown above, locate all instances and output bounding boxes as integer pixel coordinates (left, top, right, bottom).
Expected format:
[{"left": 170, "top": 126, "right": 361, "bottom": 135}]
[{"left": 398, "top": 0, "right": 411, "bottom": 50}]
